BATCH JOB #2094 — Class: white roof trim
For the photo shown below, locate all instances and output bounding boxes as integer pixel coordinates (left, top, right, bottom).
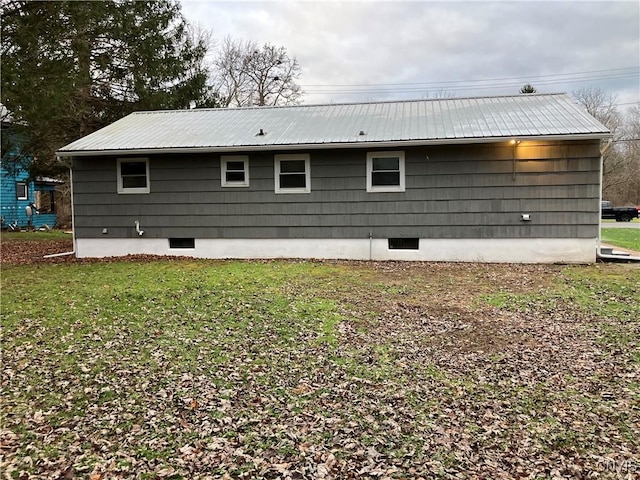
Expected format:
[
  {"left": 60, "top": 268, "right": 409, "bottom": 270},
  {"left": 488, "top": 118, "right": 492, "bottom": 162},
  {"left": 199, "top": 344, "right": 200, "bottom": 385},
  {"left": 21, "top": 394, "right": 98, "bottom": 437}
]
[{"left": 57, "top": 133, "right": 610, "bottom": 158}]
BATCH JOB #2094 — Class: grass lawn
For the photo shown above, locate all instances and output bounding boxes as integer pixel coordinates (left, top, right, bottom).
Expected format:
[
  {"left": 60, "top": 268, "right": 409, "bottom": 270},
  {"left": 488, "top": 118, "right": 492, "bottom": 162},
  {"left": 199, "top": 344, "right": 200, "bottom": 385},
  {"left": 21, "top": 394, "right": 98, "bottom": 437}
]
[
  {"left": 1, "top": 259, "right": 639, "bottom": 479},
  {"left": 0, "top": 230, "right": 70, "bottom": 242},
  {"left": 601, "top": 227, "right": 640, "bottom": 252}
]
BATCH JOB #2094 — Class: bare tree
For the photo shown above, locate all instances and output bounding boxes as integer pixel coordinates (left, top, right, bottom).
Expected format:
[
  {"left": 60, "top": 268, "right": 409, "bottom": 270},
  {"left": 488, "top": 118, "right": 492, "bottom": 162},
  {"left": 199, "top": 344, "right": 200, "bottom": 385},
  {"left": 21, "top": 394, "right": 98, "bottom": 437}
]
[
  {"left": 573, "top": 87, "right": 621, "bottom": 132},
  {"left": 611, "top": 104, "right": 640, "bottom": 204},
  {"left": 213, "top": 37, "right": 302, "bottom": 107},
  {"left": 212, "top": 37, "right": 250, "bottom": 107},
  {"left": 572, "top": 87, "right": 629, "bottom": 201}
]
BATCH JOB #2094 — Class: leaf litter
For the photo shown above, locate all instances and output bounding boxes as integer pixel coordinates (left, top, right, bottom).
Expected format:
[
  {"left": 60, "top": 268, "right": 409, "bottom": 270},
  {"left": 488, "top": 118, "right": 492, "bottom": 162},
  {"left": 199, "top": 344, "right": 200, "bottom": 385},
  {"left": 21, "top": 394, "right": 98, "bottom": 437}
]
[{"left": 1, "top": 245, "right": 639, "bottom": 479}]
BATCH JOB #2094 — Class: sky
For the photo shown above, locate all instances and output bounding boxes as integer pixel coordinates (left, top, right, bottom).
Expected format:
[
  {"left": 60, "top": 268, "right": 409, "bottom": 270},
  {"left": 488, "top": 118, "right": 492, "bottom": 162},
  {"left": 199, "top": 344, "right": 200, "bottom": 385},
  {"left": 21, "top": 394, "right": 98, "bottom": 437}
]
[{"left": 180, "top": 0, "right": 640, "bottom": 108}]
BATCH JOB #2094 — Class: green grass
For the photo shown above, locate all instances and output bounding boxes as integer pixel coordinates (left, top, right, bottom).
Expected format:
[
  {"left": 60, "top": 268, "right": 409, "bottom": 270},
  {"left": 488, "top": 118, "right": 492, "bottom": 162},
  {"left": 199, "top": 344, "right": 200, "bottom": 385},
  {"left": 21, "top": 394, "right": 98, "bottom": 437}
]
[
  {"left": 601, "top": 227, "right": 640, "bottom": 252},
  {"left": 484, "top": 264, "right": 639, "bottom": 322},
  {"left": 0, "top": 230, "right": 70, "bottom": 242},
  {"left": 1, "top": 260, "right": 638, "bottom": 478}
]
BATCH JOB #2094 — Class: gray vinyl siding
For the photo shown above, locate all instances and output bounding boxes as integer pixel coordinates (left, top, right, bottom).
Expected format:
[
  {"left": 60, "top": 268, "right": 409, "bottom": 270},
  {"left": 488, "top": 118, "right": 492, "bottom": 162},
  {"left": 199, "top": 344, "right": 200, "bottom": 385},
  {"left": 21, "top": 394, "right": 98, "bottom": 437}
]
[{"left": 72, "top": 141, "right": 601, "bottom": 239}]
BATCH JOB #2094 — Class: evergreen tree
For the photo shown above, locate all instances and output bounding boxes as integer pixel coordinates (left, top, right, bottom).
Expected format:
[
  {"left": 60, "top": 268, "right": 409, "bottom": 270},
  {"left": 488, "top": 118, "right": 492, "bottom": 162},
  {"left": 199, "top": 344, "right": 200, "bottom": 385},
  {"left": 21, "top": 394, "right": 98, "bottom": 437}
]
[
  {"left": 519, "top": 83, "right": 537, "bottom": 94},
  {"left": 1, "top": 0, "right": 215, "bottom": 176}
]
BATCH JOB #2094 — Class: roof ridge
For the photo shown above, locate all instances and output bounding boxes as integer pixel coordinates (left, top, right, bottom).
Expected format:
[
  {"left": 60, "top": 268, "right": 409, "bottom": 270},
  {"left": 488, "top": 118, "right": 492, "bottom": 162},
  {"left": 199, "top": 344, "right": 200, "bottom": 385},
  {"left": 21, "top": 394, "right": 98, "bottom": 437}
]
[{"left": 131, "top": 92, "right": 569, "bottom": 115}]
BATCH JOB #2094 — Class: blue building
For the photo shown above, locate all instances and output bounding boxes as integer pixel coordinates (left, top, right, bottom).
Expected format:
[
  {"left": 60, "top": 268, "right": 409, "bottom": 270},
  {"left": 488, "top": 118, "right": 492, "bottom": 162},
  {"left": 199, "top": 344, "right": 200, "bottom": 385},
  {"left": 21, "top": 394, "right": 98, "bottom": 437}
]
[
  {"left": 1, "top": 108, "right": 62, "bottom": 230},
  {"left": 0, "top": 165, "right": 61, "bottom": 230}
]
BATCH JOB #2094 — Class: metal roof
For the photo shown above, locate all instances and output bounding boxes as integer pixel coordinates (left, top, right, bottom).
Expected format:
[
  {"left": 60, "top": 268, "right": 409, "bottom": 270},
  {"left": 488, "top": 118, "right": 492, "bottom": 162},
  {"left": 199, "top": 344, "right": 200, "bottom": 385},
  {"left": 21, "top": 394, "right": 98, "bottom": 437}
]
[{"left": 57, "top": 93, "right": 610, "bottom": 156}]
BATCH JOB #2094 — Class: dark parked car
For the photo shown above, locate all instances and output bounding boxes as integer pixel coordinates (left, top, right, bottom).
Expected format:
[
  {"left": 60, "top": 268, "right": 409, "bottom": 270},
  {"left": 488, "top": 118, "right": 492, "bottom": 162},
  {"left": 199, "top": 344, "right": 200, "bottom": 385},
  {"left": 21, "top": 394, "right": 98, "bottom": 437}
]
[{"left": 601, "top": 201, "right": 639, "bottom": 222}]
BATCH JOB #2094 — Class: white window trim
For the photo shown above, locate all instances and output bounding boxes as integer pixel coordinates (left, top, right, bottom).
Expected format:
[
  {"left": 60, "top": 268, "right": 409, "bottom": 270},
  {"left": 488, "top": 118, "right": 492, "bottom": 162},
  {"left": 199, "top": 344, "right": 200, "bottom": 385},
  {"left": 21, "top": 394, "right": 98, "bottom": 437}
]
[
  {"left": 221, "top": 155, "right": 249, "bottom": 187},
  {"left": 16, "top": 181, "right": 28, "bottom": 200},
  {"left": 117, "top": 158, "right": 150, "bottom": 194},
  {"left": 274, "top": 154, "right": 311, "bottom": 194},
  {"left": 366, "top": 151, "right": 405, "bottom": 193}
]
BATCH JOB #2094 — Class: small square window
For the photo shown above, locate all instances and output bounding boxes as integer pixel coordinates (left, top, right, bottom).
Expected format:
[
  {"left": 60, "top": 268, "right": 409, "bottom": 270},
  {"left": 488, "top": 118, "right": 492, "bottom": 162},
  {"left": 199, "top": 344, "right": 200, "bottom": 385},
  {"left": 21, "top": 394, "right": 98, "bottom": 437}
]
[
  {"left": 117, "top": 158, "right": 150, "bottom": 194},
  {"left": 275, "top": 154, "right": 310, "bottom": 193},
  {"left": 388, "top": 238, "right": 419, "bottom": 250},
  {"left": 16, "top": 182, "right": 28, "bottom": 200},
  {"left": 221, "top": 156, "right": 249, "bottom": 187},
  {"left": 169, "top": 238, "right": 195, "bottom": 249},
  {"left": 367, "top": 151, "right": 405, "bottom": 192}
]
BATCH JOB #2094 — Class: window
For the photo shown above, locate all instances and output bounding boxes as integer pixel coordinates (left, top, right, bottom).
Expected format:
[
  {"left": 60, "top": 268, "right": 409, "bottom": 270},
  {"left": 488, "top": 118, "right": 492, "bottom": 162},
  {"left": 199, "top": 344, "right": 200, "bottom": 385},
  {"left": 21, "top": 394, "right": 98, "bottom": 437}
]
[
  {"left": 275, "top": 154, "right": 310, "bottom": 193},
  {"left": 16, "top": 182, "right": 27, "bottom": 200},
  {"left": 169, "top": 238, "right": 195, "bottom": 249},
  {"left": 117, "top": 158, "right": 149, "bottom": 194},
  {"left": 388, "top": 238, "right": 419, "bottom": 250},
  {"left": 366, "top": 151, "right": 405, "bottom": 192},
  {"left": 221, "top": 156, "right": 249, "bottom": 187}
]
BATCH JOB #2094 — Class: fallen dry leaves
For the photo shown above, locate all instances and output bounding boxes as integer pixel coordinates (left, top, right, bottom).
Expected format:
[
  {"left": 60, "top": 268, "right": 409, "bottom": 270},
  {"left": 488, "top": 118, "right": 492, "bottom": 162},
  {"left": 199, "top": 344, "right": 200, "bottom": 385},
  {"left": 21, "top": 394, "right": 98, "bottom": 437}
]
[
  {"left": 1, "top": 238, "right": 74, "bottom": 264},
  {"left": 1, "top": 243, "right": 639, "bottom": 479}
]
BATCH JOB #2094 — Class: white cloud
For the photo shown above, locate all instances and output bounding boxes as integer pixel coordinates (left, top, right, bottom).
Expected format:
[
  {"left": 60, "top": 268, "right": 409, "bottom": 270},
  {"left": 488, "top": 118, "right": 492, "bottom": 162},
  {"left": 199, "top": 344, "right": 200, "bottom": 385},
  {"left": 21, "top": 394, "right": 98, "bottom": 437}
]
[{"left": 181, "top": 0, "right": 639, "bottom": 105}]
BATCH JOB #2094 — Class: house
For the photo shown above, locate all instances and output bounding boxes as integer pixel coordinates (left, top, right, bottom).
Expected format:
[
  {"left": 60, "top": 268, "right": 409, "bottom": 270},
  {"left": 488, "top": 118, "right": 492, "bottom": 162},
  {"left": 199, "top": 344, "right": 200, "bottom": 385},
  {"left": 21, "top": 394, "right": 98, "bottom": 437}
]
[
  {"left": 1, "top": 110, "right": 62, "bottom": 230},
  {"left": 56, "top": 93, "right": 610, "bottom": 263},
  {"left": 0, "top": 166, "right": 61, "bottom": 230}
]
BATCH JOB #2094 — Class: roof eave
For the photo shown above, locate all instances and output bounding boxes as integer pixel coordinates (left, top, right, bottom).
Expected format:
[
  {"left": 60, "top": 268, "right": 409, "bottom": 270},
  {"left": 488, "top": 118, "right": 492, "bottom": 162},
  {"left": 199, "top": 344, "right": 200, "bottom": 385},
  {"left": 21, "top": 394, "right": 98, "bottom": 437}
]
[
  {"left": 56, "top": 133, "right": 612, "bottom": 158},
  {"left": 34, "top": 177, "right": 65, "bottom": 185}
]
